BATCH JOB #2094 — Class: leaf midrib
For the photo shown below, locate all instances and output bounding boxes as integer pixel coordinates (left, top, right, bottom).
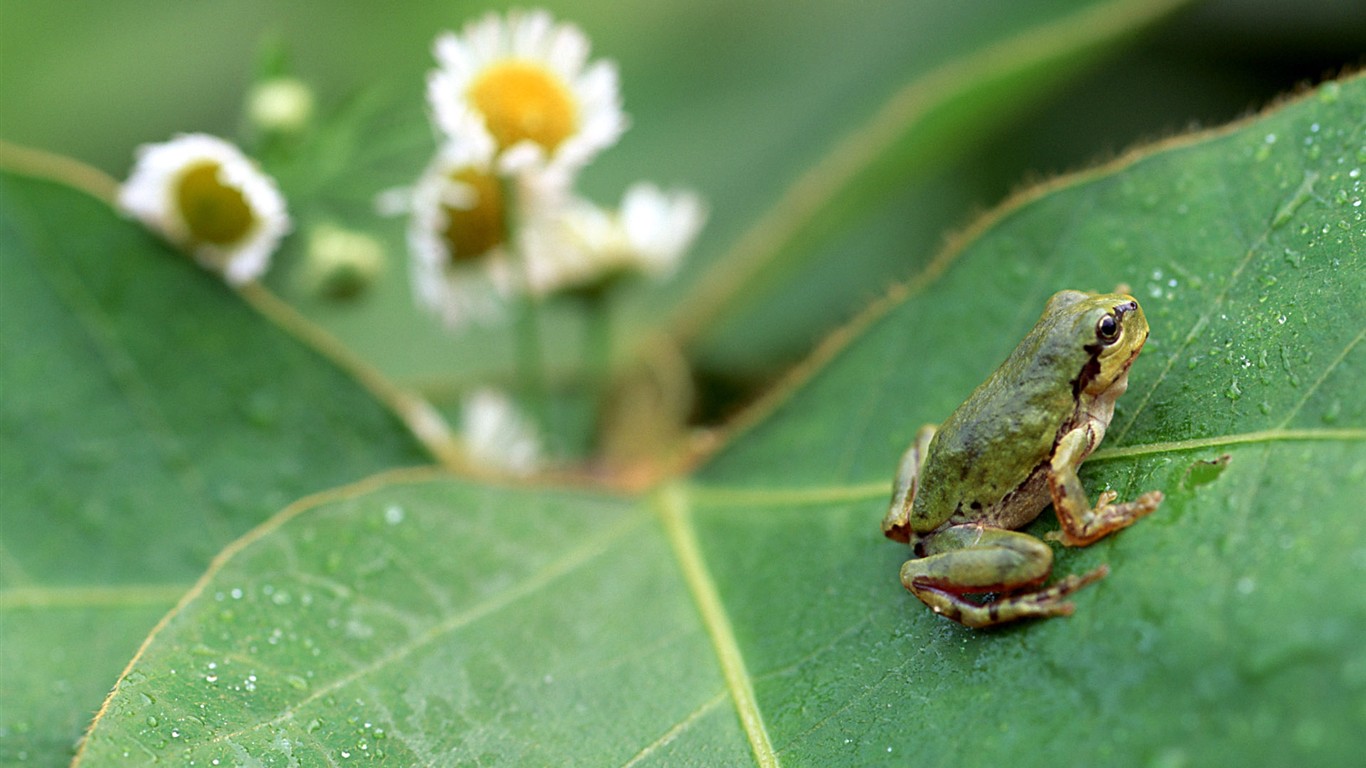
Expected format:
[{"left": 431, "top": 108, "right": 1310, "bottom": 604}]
[
  {"left": 687, "top": 427, "right": 1366, "bottom": 508},
  {"left": 655, "top": 483, "right": 779, "bottom": 767}
]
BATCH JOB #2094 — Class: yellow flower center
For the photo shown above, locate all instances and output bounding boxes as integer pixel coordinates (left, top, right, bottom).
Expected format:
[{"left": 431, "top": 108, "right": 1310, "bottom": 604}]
[
  {"left": 175, "top": 162, "right": 253, "bottom": 245},
  {"left": 468, "top": 61, "right": 578, "bottom": 154},
  {"left": 442, "top": 169, "right": 505, "bottom": 263}
]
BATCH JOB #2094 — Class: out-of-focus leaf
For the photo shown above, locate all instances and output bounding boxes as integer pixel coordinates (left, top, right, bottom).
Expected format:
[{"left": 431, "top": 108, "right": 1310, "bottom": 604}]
[{"left": 0, "top": 168, "right": 431, "bottom": 765}]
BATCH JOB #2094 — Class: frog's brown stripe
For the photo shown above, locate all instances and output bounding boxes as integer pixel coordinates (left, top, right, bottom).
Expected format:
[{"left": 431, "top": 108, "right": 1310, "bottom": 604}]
[{"left": 1071, "top": 344, "right": 1103, "bottom": 398}]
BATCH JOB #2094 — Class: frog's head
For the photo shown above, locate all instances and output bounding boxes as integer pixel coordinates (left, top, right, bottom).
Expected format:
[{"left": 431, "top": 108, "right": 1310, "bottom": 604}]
[{"left": 1046, "top": 290, "right": 1150, "bottom": 399}]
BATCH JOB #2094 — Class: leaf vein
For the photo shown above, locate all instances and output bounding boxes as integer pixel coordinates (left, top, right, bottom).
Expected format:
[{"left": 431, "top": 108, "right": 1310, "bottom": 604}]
[
  {"left": 619, "top": 690, "right": 729, "bottom": 768},
  {"left": 198, "top": 511, "right": 646, "bottom": 749},
  {"left": 656, "top": 483, "right": 779, "bottom": 768},
  {"left": 1277, "top": 325, "right": 1364, "bottom": 428},
  {"left": 692, "top": 428, "right": 1365, "bottom": 506}
]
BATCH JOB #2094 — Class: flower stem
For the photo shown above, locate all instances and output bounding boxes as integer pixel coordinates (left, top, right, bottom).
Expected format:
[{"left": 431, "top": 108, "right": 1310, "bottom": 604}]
[
  {"left": 500, "top": 174, "right": 552, "bottom": 451},
  {"left": 575, "top": 280, "right": 618, "bottom": 452},
  {"left": 512, "top": 276, "right": 552, "bottom": 452}
]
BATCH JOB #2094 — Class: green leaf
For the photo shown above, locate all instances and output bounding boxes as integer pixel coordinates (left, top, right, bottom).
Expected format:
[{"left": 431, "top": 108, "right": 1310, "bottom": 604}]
[
  {"left": 0, "top": 170, "right": 431, "bottom": 765},
  {"left": 73, "top": 75, "right": 1364, "bottom": 766}
]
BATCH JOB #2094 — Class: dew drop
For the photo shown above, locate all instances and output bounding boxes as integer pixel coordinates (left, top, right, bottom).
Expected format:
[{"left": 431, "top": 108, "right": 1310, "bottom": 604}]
[
  {"left": 1322, "top": 399, "right": 1342, "bottom": 424},
  {"left": 1226, "top": 378, "right": 1242, "bottom": 401}
]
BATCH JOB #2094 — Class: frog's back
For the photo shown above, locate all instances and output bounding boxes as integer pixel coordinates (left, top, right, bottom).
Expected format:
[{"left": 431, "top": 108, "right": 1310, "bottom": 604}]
[{"left": 909, "top": 316, "right": 1083, "bottom": 531}]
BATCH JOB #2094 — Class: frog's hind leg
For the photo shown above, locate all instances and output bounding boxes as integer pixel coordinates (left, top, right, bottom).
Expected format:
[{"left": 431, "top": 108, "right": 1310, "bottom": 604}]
[{"left": 900, "top": 525, "right": 1106, "bottom": 628}]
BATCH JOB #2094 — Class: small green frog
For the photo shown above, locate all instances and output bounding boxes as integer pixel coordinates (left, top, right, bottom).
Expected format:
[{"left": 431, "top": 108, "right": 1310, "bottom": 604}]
[{"left": 883, "top": 289, "right": 1163, "bottom": 628}]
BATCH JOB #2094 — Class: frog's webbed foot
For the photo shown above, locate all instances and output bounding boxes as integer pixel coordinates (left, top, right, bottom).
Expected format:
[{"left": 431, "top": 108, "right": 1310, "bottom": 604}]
[
  {"left": 882, "top": 425, "right": 937, "bottom": 543},
  {"left": 900, "top": 525, "right": 1107, "bottom": 628}
]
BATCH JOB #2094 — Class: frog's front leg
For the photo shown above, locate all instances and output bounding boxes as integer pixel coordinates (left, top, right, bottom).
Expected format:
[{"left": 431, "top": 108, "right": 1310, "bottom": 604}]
[
  {"left": 882, "top": 425, "right": 937, "bottom": 543},
  {"left": 901, "top": 525, "right": 1107, "bottom": 628},
  {"left": 1045, "top": 426, "right": 1163, "bottom": 547}
]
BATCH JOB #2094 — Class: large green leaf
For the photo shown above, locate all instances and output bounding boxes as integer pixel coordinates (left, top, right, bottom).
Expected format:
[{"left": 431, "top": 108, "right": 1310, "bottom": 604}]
[
  {"left": 0, "top": 168, "right": 432, "bottom": 765},
  {"left": 71, "top": 76, "right": 1363, "bottom": 765}
]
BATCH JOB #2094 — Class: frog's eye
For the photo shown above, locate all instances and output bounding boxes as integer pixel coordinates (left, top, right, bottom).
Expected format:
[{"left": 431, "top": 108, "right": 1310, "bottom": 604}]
[{"left": 1096, "top": 313, "right": 1121, "bottom": 344}]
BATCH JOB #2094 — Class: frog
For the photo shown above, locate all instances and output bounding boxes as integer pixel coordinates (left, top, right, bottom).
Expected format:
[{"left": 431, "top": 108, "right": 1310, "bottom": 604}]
[{"left": 882, "top": 289, "right": 1163, "bottom": 628}]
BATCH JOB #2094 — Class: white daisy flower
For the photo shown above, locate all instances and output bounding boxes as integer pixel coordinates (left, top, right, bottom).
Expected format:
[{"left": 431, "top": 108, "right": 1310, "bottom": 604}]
[
  {"left": 461, "top": 388, "right": 542, "bottom": 475},
  {"left": 407, "top": 139, "right": 520, "bottom": 329},
  {"left": 525, "top": 182, "right": 706, "bottom": 295},
  {"left": 427, "top": 9, "right": 627, "bottom": 177},
  {"left": 118, "top": 133, "right": 290, "bottom": 285}
]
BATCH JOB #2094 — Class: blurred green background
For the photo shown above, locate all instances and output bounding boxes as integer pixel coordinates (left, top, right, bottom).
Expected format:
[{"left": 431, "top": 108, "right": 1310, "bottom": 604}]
[
  {"left": 2, "top": 0, "right": 1362, "bottom": 422},
  {"left": 3, "top": 1, "right": 1362, "bottom": 177}
]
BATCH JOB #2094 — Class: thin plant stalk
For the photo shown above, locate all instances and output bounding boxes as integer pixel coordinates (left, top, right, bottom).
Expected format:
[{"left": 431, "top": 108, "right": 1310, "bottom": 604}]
[
  {"left": 499, "top": 175, "right": 552, "bottom": 450},
  {"left": 577, "top": 281, "right": 618, "bottom": 448}
]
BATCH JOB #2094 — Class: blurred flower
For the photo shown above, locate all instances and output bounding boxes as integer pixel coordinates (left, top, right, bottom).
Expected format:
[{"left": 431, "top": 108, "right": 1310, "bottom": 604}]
[
  {"left": 302, "top": 223, "right": 384, "bottom": 299},
  {"left": 118, "top": 133, "right": 290, "bottom": 284},
  {"left": 427, "top": 9, "right": 626, "bottom": 177},
  {"left": 462, "top": 388, "right": 542, "bottom": 475},
  {"left": 525, "top": 183, "right": 706, "bottom": 295},
  {"left": 407, "top": 140, "right": 519, "bottom": 328},
  {"left": 246, "top": 77, "right": 314, "bottom": 134}
]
